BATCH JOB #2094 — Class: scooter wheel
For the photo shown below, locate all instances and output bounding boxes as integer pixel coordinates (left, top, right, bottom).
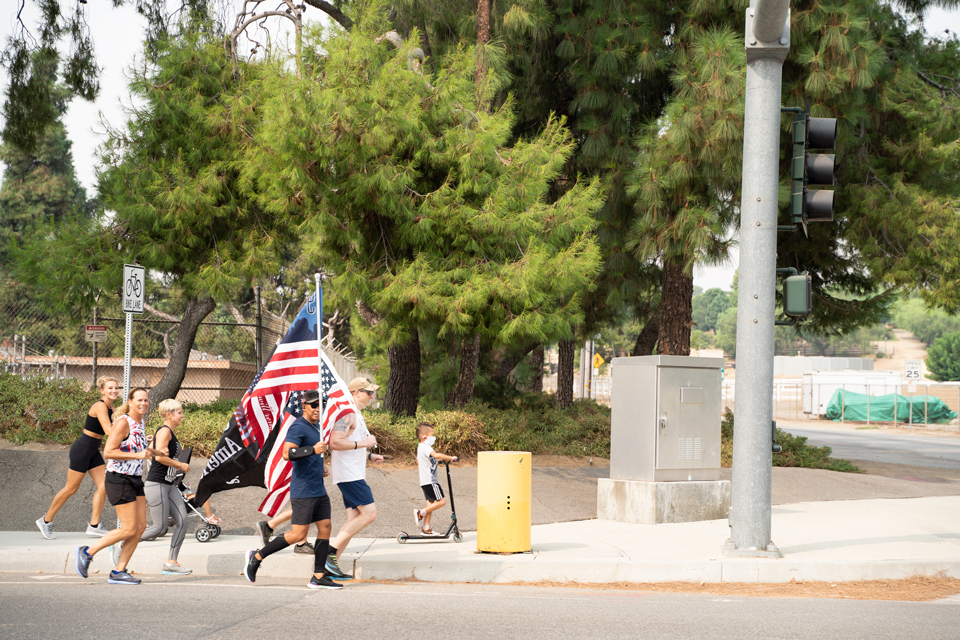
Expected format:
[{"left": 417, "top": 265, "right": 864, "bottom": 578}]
[
  {"left": 454, "top": 532, "right": 462, "bottom": 543},
  {"left": 212, "top": 525, "right": 221, "bottom": 538},
  {"left": 397, "top": 533, "right": 409, "bottom": 544},
  {"left": 196, "top": 527, "right": 212, "bottom": 543}
]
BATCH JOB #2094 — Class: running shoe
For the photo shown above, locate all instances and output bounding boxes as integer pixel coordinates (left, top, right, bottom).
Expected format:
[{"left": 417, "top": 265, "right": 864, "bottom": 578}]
[
  {"left": 244, "top": 550, "right": 261, "bottom": 583},
  {"left": 86, "top": 523, "right": 109, "bottom": 537},
  {"left": 294, "top": 541, "right": 315, "bottom": 555},
  {"left": 162, "top": 561, "right": 193, "bottom": 575},
  {"left": 414, "top": 509, "right": 424, "bottom": 528},
  {"left": 308, "top": 574, "right": 343, "bottom": 590},
  {"left": 75, "top": 546, "right": 92, "bottom": 578},
  {"left": 36, "top": 517, "right": 55, "bottom": 540},
  {"left": 324, "top": 556, "right": 353, "bottom": 580},
  {"left": 255, "top": 520, "right": 273, "bottom": 546},
  {"left": 107, "top": 569, "right": 141, "bottom": 585}
]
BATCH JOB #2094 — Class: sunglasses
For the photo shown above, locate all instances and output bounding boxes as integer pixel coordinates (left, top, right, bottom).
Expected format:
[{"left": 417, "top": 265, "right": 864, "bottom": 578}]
[
  {"left": 362, "top": 389, "right": 375, "bottom": 397},
  {"left": 306, "top": 401, "right": 320, "bottom": 408}
]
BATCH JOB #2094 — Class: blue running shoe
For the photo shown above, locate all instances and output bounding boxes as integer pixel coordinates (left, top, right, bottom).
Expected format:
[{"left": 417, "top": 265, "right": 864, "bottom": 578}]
[{"left": 75, "top": 546, "right": 92, "bottom": 579}]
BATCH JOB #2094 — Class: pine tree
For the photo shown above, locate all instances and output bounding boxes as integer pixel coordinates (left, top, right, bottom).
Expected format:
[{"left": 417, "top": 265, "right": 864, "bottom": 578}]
[
  {"left": 247, "top": 7, "right": 602, "bottom": 412},
  {"left": 0, "top": 55, "right": 92, "bottom": 265},
  {"left": 10, "top": 34, "right": 293, "bottom": 405}
]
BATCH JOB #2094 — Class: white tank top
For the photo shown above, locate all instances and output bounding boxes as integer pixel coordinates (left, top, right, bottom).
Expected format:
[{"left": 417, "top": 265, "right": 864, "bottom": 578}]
[
  {"left": 106, "top": 414, "right": 146, "bottom": 476},
  {"left": 331, "top": 411, "right": 369, "bottom": 485}
]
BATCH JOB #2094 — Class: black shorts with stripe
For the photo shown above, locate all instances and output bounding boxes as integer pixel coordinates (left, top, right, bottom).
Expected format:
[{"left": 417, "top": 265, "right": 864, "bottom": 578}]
[{"left": 421, "top": 483, "right": 444, "bottom": 503}]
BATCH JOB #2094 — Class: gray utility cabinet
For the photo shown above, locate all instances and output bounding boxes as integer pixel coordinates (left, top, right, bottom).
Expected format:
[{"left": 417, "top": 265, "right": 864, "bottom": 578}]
[{"left": 610, "top": 356, "right": 723, "bottom": 482}]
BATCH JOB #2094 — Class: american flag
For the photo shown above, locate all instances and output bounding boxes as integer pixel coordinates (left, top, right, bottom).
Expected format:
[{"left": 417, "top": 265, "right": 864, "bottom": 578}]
[{"left": 252, "top": 294, "right": 358, "bottom": 516}]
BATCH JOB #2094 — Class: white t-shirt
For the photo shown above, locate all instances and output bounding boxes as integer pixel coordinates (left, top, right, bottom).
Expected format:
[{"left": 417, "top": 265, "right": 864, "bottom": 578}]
[
  {"left": 332, "top": 410, "right": 369, "bottom": 485},
  {"left": 417, "top": 441, "right": 439, "bottom": 486}
]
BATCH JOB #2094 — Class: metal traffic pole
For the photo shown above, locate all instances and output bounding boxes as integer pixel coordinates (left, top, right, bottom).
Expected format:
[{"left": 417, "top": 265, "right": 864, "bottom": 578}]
[{"left": 725, "top": 0, "right": 791, "bottom": 559}]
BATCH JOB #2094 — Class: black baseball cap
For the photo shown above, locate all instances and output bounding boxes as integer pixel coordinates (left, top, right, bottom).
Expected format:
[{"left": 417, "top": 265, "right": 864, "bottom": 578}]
[{"left": 303, "top": 389, "right": 320, "bottom": 404}]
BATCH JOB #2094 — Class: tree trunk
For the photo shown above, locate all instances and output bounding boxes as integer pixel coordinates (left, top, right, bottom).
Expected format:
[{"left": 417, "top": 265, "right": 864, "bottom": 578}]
[
  {"left": 527, "top": 344, "right": 544, "bottom": 393},
  {"left": 657, "top": 259, "right": 693, "bottom": 356},
  {"left": 488, "top": 341, "right": 538, "bottom": 390},
  {"left": 446, "top": 334, "right": 481, "bottom": 408},
  {"left": 556, "top": 337, "right": 575, "bottom": 409},
  {"left": 475, "top": 0, "right": 490, "bottom": 98},
  {"left": 147, "top": 295, "right": 216, "bottom": 406},
  {"left": 384, "top": 329, "right": 420, "bottom": 417},
  {"left": 632, "top": 312, "right": 660, "bottom": 356}
]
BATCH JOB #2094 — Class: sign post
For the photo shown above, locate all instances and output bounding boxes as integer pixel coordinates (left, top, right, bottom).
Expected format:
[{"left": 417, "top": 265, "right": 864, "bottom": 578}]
[{"left": 122, "top": 264, "right": 145, "bottom": 398}]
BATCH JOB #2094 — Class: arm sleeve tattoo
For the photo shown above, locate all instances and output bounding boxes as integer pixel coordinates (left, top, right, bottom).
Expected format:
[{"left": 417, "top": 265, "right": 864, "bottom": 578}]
[{"left": 333, "top": 416, "right": 350, "bottom": 433}]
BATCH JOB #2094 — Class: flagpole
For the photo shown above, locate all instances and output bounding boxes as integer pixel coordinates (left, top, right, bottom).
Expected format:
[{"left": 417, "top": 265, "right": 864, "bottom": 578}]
[{"left": 315, "top": 272, "right": 323, "bottom": 403}]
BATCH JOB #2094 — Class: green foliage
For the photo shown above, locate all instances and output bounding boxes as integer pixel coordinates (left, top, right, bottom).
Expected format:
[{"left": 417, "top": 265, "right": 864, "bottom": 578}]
[
  {"left": 892, "top": 297, "right": 960, "bottom": 345},
  {"left": 926, "top": 331, "right": 960, "bottom": 381},
  {"left": 720, "top": 408, "right": 863, "bottom": 472},
  {"left": 0, "top": 372, "right": 100, "bottom": 444},
  {"left": 0, "top": 53, "right": 93, "bottom": 266},
  {"left": 250, "top": 10, "right": 602, "bottom": 355},
  {"left": 692, "top": 288, "right": 731, "bottom": 333}
]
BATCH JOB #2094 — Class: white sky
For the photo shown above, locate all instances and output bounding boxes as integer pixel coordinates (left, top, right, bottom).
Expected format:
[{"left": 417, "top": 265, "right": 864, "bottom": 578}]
[{"left": 2, "top": 2, "right": 959, "bottom": 293}]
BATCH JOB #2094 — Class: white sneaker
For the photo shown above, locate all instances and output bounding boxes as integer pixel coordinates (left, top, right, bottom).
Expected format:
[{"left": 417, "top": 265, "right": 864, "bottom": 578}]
[
  {"left": 36, "top": 517, "right": 55, "bottom": 540},
  {"left": 162, "top": 561, "right": 192, "bottom": 575},
  {"left": 86, "top": 523, "right": 109, "bottom": 537},
  {"left": 111, "top": 541, "right": 122, "bottom": 567}
]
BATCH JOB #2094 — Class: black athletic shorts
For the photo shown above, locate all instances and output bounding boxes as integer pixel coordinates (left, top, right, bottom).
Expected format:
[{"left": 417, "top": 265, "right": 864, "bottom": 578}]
[
  {"left": 105, "top": 471, "right": 145, "bottom": 506},
  {"left": 68, "top": 434, "right": 105, "bottom": 473},
  {"left": 291, "top": 495, "right": 331, "bottom": 525},
  {"left": 421, "top": 483, "right": 444, "bottom": 502}
]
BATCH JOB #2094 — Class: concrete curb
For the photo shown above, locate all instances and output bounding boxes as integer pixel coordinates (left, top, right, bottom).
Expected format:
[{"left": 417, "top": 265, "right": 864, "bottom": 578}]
[{"left": 3, "top": 496, "right": 959, "bottom": 585}]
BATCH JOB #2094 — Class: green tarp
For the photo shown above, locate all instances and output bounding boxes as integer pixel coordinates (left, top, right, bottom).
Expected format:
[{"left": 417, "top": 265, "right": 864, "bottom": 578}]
[{"left": 824, "top": 389, "right": 958, "bottom": 423}]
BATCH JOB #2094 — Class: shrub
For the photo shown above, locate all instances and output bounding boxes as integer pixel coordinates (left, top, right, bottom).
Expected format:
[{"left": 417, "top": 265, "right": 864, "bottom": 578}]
[
  {"left": 926, "top": 331, "right": 960, "bottom": 381},
  {"left": 720, "top": 407, "right": 862, "bottom": 472},
  {"left": 0, "top": 373, "right": 100, "bottom": 445}
]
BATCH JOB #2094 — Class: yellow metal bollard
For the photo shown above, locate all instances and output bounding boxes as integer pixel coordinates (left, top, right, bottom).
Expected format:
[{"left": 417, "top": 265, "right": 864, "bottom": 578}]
[{"left": 477, "top": 451, "right": 531, "bottom": 553}]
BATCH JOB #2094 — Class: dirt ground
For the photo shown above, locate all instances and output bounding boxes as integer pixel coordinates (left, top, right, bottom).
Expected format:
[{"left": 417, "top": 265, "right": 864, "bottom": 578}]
[{"left": 497, "top": 575, "right": 960, "bottom": 602}]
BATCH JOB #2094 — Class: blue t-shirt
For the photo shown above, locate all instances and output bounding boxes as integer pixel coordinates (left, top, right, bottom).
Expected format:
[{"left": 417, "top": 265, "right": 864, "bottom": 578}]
[{"left": 285, "top": 417, "right": 327, "bottom": 499}]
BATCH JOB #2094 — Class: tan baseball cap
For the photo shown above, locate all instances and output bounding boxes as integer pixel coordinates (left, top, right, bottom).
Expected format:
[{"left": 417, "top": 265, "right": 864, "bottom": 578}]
[{"left": 348, "top": 377, "right": 380, "bottom": 393}]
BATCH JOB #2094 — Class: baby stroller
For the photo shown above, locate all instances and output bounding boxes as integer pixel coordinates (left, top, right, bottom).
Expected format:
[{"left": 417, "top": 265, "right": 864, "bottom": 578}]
[{"left": 172, "top": 446, "right": 222, "bottom": 543}]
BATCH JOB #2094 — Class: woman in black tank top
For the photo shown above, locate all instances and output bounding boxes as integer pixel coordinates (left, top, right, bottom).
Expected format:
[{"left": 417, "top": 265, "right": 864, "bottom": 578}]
[{"left": 36, "top": 376, "right": 121, "bottom": 540}]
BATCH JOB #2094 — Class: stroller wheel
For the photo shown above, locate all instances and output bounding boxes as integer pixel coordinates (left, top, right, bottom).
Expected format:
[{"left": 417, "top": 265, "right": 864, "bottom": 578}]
[
  {"left": 195, "top": 527, "right": 212, "bottom": 543},
  {"left": 397, "top": 532, "right": 409, "bottom": 544},
  {"left": 212, "top": 525, "right": 221, "bottom": 538}
]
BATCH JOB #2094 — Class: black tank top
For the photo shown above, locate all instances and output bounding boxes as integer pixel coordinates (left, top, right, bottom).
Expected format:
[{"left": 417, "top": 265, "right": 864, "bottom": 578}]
[
  {"left": 83, "top": 400, "right": 113, "bottom": 436},
  {"left": 146, "top": 425, "right": 182, "bottom": 485}
]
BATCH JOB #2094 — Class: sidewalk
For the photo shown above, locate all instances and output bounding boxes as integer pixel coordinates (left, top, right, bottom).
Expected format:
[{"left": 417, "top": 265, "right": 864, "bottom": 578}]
[{"left": 3, "top": 495, "right": 959, "bottom": 584}]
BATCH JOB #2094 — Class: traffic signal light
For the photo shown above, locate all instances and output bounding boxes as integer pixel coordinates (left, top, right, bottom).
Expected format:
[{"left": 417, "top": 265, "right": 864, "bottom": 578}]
[
  {"left": 783, "top": 271, "right": 812, "bottom": 318},
  {"left": 789, "top": 111, "right": 837, "bottom": 235}
]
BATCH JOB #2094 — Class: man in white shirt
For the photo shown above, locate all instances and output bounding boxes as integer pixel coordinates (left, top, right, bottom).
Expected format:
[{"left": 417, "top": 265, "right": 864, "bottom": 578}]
[{"left": 325, "top": 377, "right": 384, "bottom": 579}]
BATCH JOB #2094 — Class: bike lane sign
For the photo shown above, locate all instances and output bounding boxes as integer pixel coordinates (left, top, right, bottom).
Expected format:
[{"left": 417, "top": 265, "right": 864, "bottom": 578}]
[{"left": 122, "top": 264, "right": 145, "bottom": 314}]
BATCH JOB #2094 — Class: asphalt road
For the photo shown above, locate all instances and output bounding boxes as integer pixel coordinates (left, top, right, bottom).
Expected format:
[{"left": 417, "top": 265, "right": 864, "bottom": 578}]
[
  {"left": 1, "top": 575, "right": 957, "bottom": 640},
  {"left": 779, "top": 425, "right": 960, "bottom": 469}
]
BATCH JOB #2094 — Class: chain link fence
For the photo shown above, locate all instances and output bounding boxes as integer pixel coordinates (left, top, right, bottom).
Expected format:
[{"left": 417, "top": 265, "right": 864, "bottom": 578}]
[
  {"left": 722, "top": 380, "right": 960, "bottom": 431},
  {"left": 0, "top": 279, "right": 357, "bottom": 405}
]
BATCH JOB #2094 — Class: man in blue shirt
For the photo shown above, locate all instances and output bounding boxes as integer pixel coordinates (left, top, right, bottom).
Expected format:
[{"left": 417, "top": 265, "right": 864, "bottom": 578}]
[{"left": 243, "top": 389, "right": 341, "bottom": 589}]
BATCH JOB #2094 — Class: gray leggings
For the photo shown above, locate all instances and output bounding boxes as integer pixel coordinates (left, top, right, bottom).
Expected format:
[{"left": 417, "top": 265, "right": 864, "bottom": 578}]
[{"left": 142, "top": 480, "right": 187, "bottom": 561}]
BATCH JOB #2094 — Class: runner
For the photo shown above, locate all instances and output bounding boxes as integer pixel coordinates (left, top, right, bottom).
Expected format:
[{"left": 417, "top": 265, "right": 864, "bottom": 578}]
[
  {"left": 244, "top": 389, "right": 341, "bottom": 589},
  {"left": 36, "top": 377, "right": 120, "bottom": 539},
  {"left": 74, "top": 388, "right": 166, "bottom": 585},
  {"left": 325, "top": 377, "right": 384, "bottom": 580},
  {"left": 140, "top": 398, "right": 192, "bottom": 575}
]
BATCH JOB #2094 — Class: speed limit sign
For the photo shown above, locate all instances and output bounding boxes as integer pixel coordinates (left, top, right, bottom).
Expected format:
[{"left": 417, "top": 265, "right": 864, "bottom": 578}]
[{"left": 904, "top": 360, "right": 923, "bottom": 381}]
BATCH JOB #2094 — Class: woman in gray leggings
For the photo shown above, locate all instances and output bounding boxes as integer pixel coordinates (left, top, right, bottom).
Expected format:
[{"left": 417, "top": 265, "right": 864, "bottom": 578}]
[{"left": 141, "top": 399, "right": 192, "bottom": 575}]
